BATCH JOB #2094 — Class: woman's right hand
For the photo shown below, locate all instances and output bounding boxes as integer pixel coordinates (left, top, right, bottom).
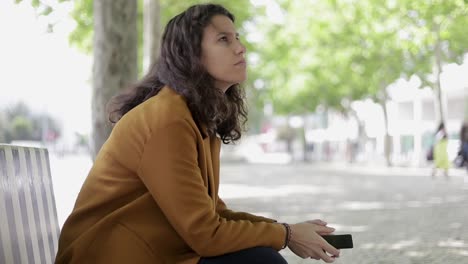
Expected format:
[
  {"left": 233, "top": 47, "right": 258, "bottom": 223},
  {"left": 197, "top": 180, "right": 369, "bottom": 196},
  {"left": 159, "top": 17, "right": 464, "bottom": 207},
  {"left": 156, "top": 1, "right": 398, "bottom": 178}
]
[{"left": 287, "top": 220, "right": 340, "bottom": 263}]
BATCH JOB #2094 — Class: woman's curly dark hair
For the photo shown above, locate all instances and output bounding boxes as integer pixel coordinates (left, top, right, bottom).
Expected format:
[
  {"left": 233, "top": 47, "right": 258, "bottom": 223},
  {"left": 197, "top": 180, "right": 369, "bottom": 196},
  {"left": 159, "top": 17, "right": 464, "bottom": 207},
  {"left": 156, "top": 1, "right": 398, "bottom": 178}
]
[{"left": 108, "top": 4, "right": 247, "bottom": 144}]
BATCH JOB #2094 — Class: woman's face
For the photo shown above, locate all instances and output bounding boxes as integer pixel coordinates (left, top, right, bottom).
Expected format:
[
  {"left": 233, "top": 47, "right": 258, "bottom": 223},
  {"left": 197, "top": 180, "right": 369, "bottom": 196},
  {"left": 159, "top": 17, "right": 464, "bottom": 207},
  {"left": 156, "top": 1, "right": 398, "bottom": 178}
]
[{"left": 201, "top": 15, "right": 247, "bottom": 93}]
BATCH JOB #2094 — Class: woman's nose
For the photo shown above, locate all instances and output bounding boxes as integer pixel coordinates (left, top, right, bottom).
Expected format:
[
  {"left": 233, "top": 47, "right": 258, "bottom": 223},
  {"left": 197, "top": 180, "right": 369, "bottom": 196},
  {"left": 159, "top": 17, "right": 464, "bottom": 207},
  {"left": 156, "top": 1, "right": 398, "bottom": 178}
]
[{"left": 235, "top": 41, "right": 246, "bottom": 54}]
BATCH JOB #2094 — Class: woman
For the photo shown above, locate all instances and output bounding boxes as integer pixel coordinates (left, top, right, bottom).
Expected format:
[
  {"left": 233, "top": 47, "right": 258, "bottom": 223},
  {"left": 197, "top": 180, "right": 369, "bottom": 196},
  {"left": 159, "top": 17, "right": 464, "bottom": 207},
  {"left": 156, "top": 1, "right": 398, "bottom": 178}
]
[
  {"left": 55, "top": 4, "right": 339, "bottom": 264},
  {"left": 432, "top": 122, "right": 450, "bottom": 178}
]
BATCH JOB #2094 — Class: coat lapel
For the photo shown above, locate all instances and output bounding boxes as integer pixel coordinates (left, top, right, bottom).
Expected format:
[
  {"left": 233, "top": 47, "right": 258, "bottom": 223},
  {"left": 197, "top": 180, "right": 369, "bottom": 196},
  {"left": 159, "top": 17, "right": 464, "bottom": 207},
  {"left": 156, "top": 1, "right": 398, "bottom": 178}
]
[{"left": 203, "top": 136, "right": 216, "bottom": 200}]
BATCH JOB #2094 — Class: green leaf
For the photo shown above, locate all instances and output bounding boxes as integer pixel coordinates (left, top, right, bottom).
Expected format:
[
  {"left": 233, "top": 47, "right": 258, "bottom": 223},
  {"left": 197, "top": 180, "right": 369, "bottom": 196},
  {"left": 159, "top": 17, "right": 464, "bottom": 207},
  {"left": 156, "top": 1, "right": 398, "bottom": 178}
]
[
  {"left": 40, "top": 5, "right": 53, "bottom": 16},
  {"left": 31, "top": 0, "right": 39, "bottom": 8}
]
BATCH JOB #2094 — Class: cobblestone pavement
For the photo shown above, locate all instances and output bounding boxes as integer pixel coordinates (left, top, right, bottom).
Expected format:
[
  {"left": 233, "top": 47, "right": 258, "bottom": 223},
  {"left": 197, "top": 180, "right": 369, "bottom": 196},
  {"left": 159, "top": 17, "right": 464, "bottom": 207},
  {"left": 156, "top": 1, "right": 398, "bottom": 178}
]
[{"left": 219, "top": 163, "right": 468, "bottom": 264}]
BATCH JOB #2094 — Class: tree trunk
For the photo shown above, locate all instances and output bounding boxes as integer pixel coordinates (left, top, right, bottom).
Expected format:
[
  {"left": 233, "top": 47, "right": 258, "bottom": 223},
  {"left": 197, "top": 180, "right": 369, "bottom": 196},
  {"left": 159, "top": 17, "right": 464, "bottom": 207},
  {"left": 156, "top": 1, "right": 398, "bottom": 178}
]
[
  {"left": 434, "top": 26, "right": 445, "bottom": 124},
  {"left": 285, "top": 116, "right": 293, "bottom": 155},
  {"left": 379, "top": 94, "right": 392, "bottom": 167},
  {"left": 348, "top": 108, "right": 367, "bottom": 163},
  {"left": 143, "top": 0, "right": 161, "bottom": 72},
  {"left": 300, "top": 115, "right": 308, "bottom": 162},
  {"left": 92, "top": 0, "right": 138, "bottom": 159}
]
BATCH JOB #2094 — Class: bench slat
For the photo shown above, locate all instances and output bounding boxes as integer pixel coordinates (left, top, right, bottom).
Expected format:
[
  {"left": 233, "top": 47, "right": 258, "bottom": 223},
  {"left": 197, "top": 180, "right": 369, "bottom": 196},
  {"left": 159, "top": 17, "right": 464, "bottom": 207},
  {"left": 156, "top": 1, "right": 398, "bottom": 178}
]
[{"left": 0, "top": 144, "right": 60, "bottom": 264}]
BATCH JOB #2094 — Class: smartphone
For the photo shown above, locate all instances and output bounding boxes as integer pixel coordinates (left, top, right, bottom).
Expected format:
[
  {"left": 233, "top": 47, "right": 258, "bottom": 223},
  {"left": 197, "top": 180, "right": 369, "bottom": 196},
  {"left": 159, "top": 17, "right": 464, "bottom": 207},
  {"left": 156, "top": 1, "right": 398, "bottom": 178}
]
[{"left": 321, "top": 234, "right": 353, "bottom": 249}]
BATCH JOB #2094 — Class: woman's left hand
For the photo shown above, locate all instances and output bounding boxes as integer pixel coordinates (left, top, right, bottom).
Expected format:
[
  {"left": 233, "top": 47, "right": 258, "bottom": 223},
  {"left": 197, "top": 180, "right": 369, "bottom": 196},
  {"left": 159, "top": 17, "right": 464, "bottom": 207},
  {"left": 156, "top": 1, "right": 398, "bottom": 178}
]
[{"left": 305, "top": 219, "right": 339, "bottom": 261}]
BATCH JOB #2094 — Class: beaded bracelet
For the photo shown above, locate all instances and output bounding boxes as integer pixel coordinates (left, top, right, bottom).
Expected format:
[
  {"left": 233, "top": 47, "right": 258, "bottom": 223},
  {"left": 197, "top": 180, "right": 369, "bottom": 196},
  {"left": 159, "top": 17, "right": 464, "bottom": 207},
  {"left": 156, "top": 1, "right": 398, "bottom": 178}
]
[{"left": 281, "top": 223, "right": 291, "bottom": 249}]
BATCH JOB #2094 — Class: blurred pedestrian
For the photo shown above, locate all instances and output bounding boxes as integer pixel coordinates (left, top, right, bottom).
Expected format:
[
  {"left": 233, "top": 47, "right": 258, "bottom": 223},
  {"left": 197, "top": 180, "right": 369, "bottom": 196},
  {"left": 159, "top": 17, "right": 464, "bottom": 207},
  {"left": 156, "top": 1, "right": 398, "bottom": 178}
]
[
  {"left": 455, "top": 122, "right": 468, "bottom": 171},
  {"left": 431, "top": 122, "right": 450, "bottom": 179}
]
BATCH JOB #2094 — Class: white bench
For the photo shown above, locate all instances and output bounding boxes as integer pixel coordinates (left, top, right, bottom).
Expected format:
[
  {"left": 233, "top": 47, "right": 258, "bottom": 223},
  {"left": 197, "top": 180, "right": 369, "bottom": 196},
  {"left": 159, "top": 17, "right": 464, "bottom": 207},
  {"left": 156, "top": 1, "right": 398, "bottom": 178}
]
[{"left": 0, "top": 144, "right": 60, "bottom": 264}]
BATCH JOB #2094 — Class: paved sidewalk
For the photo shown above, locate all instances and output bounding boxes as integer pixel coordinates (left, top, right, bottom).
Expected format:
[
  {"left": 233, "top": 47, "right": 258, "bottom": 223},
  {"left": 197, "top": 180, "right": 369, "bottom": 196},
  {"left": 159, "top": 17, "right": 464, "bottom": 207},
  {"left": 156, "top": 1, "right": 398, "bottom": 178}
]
[
  {"left": 219, "top": 163, "right": 468, "bottom": 264},
  {"left": 50, "top": 154, "right": 467, "bottom": 263}
]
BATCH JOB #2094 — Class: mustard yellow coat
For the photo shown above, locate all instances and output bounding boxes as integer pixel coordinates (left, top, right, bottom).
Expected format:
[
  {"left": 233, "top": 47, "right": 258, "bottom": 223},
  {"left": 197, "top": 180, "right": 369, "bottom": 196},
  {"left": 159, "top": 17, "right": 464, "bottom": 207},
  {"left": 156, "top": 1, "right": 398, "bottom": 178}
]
[{"left": 55, "top": 87, "right": 286, "bottom": 264}]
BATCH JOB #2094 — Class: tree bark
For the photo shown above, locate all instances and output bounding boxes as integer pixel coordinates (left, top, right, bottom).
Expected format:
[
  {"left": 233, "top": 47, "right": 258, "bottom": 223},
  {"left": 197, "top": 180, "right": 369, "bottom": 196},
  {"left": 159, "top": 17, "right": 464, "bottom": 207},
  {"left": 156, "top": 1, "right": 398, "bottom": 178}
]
[
  {"left": 434, "top": 24, "right": 445, "bottom": 124},
  {"left": 92, "top": 0, "right": 138, "bottom": 159},
  {"left": 379, "top": 92, "right": 393, "bottom": 167},
  {"left": 143, "top": 0, "right": 161, "bottom": 72},
  {"left": 300, "top": 115, "right": 308, "bottom": 162},
  {"left": 348, "top": 108, "right": 367, "bottom": 163}
]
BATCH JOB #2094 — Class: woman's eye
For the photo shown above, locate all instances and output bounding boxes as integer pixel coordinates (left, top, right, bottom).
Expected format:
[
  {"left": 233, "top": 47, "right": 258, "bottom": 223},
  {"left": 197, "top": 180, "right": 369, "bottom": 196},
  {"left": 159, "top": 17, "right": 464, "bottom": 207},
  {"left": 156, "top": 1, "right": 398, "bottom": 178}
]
[{"left": 219, "top": 36, "right": 228, "bottom": 42}]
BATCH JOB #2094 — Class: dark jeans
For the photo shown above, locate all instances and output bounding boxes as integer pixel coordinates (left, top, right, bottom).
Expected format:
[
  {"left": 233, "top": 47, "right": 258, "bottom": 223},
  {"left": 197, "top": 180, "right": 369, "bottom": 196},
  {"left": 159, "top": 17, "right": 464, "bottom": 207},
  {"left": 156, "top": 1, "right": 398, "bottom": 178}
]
[{"left": 198, "top": 247, "right": 288, "bottom": 264}]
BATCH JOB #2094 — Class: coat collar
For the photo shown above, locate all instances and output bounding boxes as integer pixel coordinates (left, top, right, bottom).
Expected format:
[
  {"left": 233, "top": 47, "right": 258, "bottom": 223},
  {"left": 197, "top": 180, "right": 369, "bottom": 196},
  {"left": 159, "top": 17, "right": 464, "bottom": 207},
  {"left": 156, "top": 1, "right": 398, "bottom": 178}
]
[{"left": 161, "top": 86, "right": 210, "bottom": 139}]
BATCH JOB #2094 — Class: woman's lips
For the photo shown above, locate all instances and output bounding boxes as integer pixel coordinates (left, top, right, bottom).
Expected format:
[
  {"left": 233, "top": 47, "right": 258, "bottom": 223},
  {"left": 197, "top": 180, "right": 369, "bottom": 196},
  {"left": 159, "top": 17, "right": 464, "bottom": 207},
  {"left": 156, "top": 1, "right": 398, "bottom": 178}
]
[{"left": 235, "top": 59, "right": 246, "bottom": 65}]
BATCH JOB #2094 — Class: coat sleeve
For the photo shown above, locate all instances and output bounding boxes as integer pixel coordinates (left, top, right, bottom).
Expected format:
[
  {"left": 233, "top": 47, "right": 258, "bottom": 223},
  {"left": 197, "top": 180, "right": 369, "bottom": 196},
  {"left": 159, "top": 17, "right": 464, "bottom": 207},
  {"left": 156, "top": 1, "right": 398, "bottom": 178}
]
[
  {"left": 216, "top": 197, "right": 277, "bottom": 223},
  {"left": 137, "top": 119, "right": 285, "bottom": 257}
]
